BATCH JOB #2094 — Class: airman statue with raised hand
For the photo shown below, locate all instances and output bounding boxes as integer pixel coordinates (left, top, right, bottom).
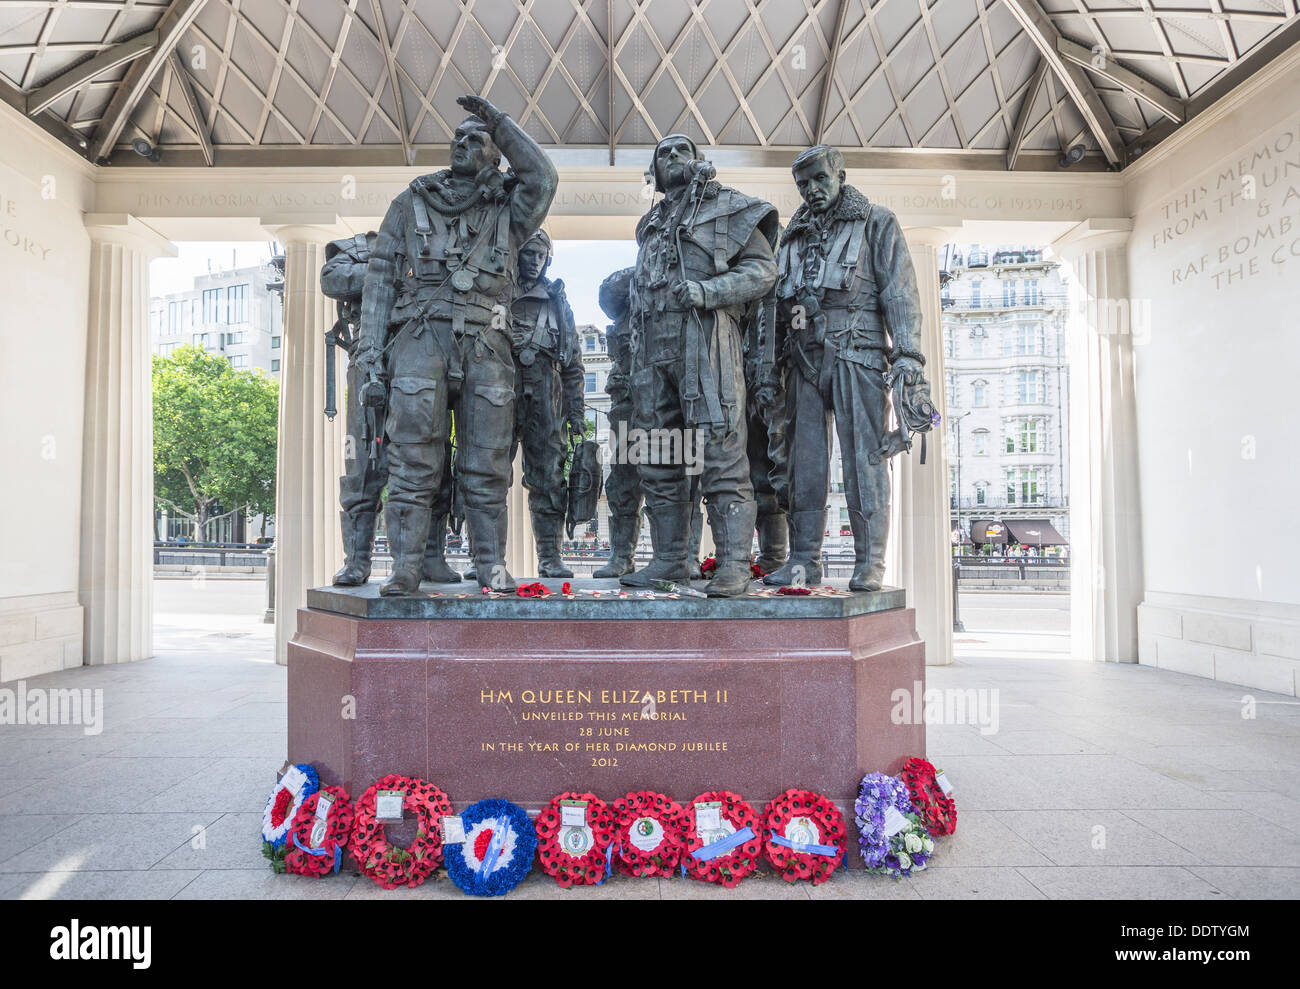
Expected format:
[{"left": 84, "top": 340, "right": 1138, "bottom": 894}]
[{"left": 353, "top": 94, "right": 558, "bottom": 595}]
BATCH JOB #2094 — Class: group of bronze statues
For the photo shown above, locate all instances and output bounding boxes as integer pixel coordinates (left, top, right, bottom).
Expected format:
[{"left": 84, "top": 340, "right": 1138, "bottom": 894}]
[{"left": 320, "top": 94, "right": 935, "bottom": 600}]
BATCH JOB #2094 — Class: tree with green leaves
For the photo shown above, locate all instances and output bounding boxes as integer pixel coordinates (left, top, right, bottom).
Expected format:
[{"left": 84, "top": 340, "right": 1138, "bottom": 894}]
[{"left": 153, "top": 345, "right": 278, "bottom": 540}]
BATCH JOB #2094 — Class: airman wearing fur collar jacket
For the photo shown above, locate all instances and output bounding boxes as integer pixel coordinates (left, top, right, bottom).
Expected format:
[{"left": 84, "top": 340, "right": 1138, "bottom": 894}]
[{"left": 766, "top": 145, "right": 930, "bottom": 592}]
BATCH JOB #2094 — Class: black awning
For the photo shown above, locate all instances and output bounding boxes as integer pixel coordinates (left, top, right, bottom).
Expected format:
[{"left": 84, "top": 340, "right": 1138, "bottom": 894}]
[
  {"left": 1003, "top": 518, "right": 1067, "bottom": 546},
  {"left": 969, "top": 520, "right": 1008, "bottom": 545}
]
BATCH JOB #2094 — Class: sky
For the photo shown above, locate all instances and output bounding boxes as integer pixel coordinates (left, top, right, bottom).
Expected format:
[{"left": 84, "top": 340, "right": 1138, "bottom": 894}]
[{"left": 150, "top": 239, "right": 638, "bottom": 328}]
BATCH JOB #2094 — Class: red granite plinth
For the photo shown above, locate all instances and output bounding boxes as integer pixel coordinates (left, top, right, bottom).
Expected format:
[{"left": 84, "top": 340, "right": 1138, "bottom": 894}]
[{"left": 288, "top": 602, "right": 925, "bottom": 866}]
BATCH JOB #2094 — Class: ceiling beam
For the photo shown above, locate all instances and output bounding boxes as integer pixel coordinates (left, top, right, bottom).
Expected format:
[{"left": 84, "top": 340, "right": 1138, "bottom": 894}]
[
  {"left": 1127, "top": 11, "right": 1300, "bottom": 161},
  {"left": 166, "top": 50, "right": 212, "bottom": 165},
  {"left": 1000, "top": 0, "right": 1125, "bottom": 166},
  {"left": 368, "top": 0, "right": 412, "bottom": 165},
  {"left": 1006, "top": 59, "right": 1048, "bottom": 170},
  {"left": 813, "top": 0, "right": 849, "bottom": 146},
  {"left": 25, "top": 31, "right": 158, "bottom": 116},
  {"left": 607, "top": 0, "right": 615, "bottom": 165},
  {"left": 89, "top": 0, "right": 208, "bottom": 162},
  {"left": 1057, "top": 36, "right": 1184, "bottom": 123}
]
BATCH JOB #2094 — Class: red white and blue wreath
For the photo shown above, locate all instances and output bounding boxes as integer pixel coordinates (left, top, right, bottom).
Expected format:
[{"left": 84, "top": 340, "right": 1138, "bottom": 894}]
[
  {"left": 349, "top": 774, "right": 451, "bottom": 889},
  {"left": 261, "top": 763, "right": 319, "bottom": 871},
  {"left": 612, "top": 790, "right": 688, "bottom": 878},
  {"left": 762, "top": 788, "right": 847, "bottom": 884},
  {"left": 681, "top": 790, "right": 763, "bottom": 888},
  {"left": 285, "top": 784, "right": 354, "bottom": 878},
  {"left": 443, "top": 799, "right": 538, "bottom": 897},
  {"left": 535, "top": 791, "right": 617, "bottom": 887}
]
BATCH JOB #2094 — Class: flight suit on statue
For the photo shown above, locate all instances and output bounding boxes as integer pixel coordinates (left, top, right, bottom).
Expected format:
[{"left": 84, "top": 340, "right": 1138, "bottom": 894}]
[
  {"left": 592, "top": 267, "right": 643, "bottom": 578},
  {"left": 765, "top": 145, "right": 928, "bottom": 592},
  {"left": 319, "top": 234, "right": 458, "bottom": 586},
  {"left": 509, "top": 230, "right": 585, "bottom": 578},
  {"left": 621, "top": 134, "right": 779, "bottom": 597},
  {"left": 355, "top": 95, "right": 558, "bottom": 595},
  {"left": 742, "top": 295, "right": 790, "bottom": 574}
]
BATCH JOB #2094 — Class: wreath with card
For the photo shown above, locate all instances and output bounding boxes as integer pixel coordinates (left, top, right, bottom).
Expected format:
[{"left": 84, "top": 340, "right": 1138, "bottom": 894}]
[
  {"left": 349, "top": 774, "right": 451, "bottom": 889},
  {"left": 761, "top": 788, "right": 846, "bottom": 885},
  {"left": 444, "top": 798, "right": 537, "bottom": 897},
  {"left": 611, "top": 790, "right": 689, "bottom": 878},
  {"left": 535, "top": 791, "right": 616, "bottom": 887},
  {"left": 285, "top": 784, "right": 354, "bottom": 878},
  {"left": 855, "top": 772, "right": 917, "bottom": 869},
  {"left": 681, "top": 790, "right": 763, "bottom": 888},
  {"left": 261, "top": 763, "right": 320, "bottom": 869},
  {"left": 900, "top": 757, "right": 957, "bottom": 836}
]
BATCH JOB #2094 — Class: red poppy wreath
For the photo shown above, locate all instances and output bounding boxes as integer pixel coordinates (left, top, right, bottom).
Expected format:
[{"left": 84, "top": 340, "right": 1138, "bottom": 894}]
[
  {"left": 611, "top": 790, "right": 688, "bottom": 878},
  {"left": 285, "top": 784, "right": 354, "bottom": 878},
  {"left": 900, "top": 757, "right": 957, "bottom": 836},
  {"left": 535, "top": 792, "right": 616, "bottom": 887},
  {"left": 681, "top": 791, "right": 763, "bottom": 888},
  {"left": 762, "top": 788, "right": 846, "bottom": 884},
  {"left": 349, "top": 774, "right": 452, "bottom": 889}
]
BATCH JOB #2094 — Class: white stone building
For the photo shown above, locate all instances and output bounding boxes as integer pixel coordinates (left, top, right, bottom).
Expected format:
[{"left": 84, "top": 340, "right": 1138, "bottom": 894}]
[{"left": 940, "top": 245, "right": 1071, "bottom": 551}]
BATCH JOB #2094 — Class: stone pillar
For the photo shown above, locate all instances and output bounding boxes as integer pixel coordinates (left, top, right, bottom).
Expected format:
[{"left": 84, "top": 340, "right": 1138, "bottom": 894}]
[
  {"left": 80, "top": 215, "right": 175, "bottom": 665},
  {"left": 506, "top": 450, "right": 538, "bottom": 579},
  {"left": 1054, "top": 219, "right": 1143, "bottom": 663},
  {"left": 894, "top": 226, "right": 957, "bottom": 667},
  {"left": 264, "top": 222, "right": 347, "bottom": 664}
]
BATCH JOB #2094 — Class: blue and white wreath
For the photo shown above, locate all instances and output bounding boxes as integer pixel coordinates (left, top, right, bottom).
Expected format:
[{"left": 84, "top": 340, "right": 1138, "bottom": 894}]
[
  {"left": 261, "top": 763, "right": 320, "bottom": 856},
  {"left": 443, "top": 799, "right": 537, "bottom": 897}
]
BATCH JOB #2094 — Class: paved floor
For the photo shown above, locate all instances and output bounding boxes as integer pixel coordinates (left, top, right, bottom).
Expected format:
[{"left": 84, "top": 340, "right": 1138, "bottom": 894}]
[{"left": 1, "top": 580, "right": 1297, "bottom": 900}]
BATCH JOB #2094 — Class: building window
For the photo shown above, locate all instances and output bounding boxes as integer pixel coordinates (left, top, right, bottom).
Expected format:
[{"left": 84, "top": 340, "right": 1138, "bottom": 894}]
[
  {"left": 973, "top": 430, "right": 988, "bottom": 456},
  {"left": 1017, "top": 371, "right": 1042, "bottom": 404},
  {"left": 1006, "top": 469, "right": 1044, "bottom": 505},
  {"left": 1001, "top": 280, "right": 1017, "bottom": 307},
  {"left": 272, "top": 336, "right": 281, "bottom": 350},
  {"left": 271, "top": 359, "right": 280, "bottom": 372},
  {"left": 970, "top": 330, "right": 985, "bottom": 357},
  {"left": 970, "top": 280, "right": 981, "bottom": 307},
  {"left": 202, "top": 288, "right": 222, "bottom": 324},
  {"left": 585, "top": 336, "right": 595, "bottom": 352},
  {"left": 229, "top": 354, "right": 248, "bottom": 369},
  {"left": 944, "top": 327, "right": 955, "bottom": 358},
  {"left": 945, "top": 372, "right": 957, "bottom": 407},
  {"left": 585, "top": 373, "right": 597, "bottom": 393},
  {"left": 975, "top": 482, "right": 987, "bottom": 505},
  {"left": 1024, "top": 279, "right": 1041, "bottom": 305},
  {"left": 192, "top": 332, "right": 210, "bottom": 348},
  {"left": 227, "top": 283, "right": 249, "bottom": 323},
  {"left": 972, "top": 380, "right": 988, "bottom": 408},
  {"left": 1019, "top": 420, "right": 1041, "bottom": 453},
  {"left": 1013, "top": 324, "right": 1043, "bottom": 355}
]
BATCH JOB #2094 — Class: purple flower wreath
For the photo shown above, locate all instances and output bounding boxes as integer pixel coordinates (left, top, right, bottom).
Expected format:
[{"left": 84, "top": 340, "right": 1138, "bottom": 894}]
[{"left": 854, "top": 772, "right": 916, "bottom": 868}]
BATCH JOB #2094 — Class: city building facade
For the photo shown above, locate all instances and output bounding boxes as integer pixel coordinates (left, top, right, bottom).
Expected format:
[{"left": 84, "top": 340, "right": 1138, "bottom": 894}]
[
  {"left": 149, "top": 256, "right": 284, "bottom": 376},
  {"left": 941, "top": 244, "right": 1071, "bottom": 553}
]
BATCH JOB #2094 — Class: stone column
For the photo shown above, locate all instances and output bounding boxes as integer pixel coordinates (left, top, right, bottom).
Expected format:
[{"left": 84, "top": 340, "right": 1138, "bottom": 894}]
[
  {"left": 894, "top": 226, "right": 957, "bottom": 667},
  {"left": 1054, "top": 219, "right": 1143, "bottom": 663},
  {"left": 505, "top": 450, "right": 538, "bottom": 579},
  {"left": 264, "top": 222, "right": 347, "bottom": 664},
  {"left": 80, "top": 215, "right": 175, "bottom": 665}
]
